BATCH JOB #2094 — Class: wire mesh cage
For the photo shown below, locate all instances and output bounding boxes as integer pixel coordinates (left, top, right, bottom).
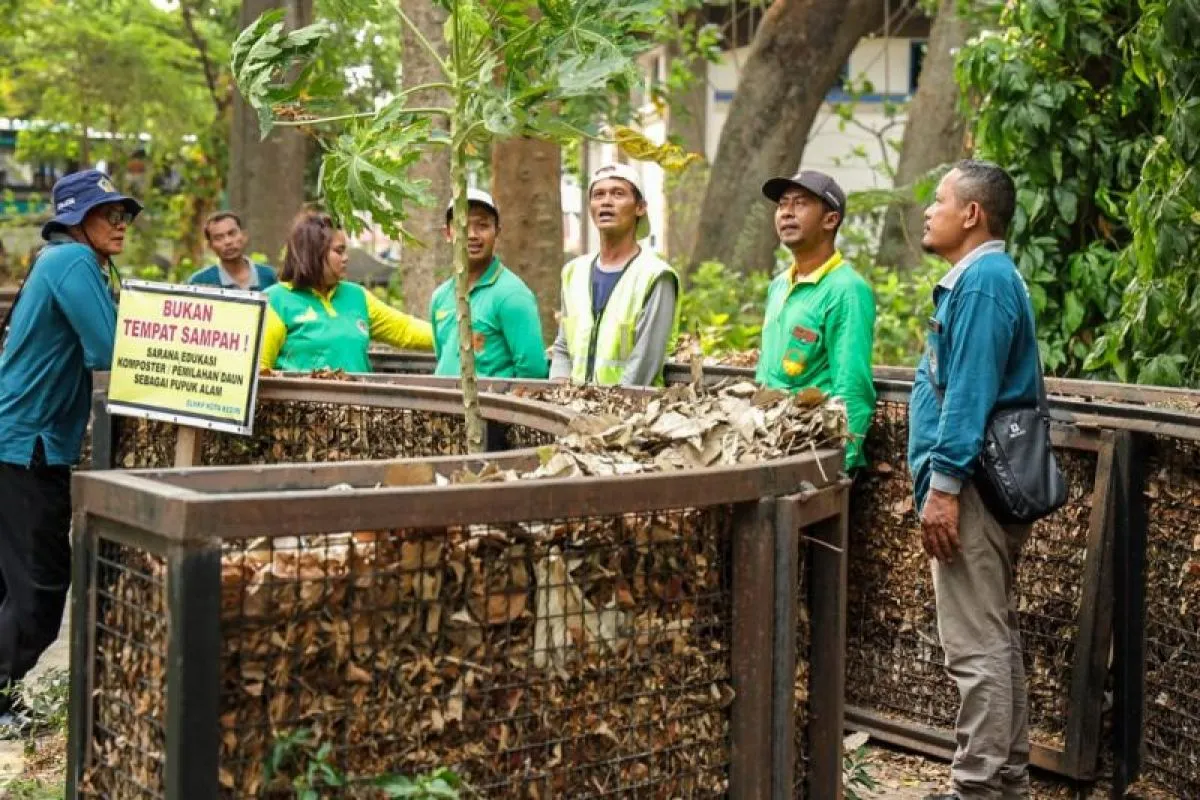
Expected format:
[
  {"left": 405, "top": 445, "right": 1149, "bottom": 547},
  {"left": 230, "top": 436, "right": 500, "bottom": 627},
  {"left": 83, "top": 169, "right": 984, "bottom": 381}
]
[
  {"left": 1140, "top": 435, "right": 1200, "bottom": 797},
  {"left": 80, "top": 539, "right": 168, "bottom": 799},
  {"left": 70, "top": 446, "right": 846, "bottom": 799},
  {"left": 111, "top": 401, "right": 470, "bottom": 469}
]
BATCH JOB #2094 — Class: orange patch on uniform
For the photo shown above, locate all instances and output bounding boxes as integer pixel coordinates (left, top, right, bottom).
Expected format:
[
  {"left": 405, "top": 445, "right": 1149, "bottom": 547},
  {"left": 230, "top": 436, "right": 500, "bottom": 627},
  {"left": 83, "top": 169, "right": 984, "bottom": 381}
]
[{"left": 471, "top": 331, "right": 486, "bottom": 352}]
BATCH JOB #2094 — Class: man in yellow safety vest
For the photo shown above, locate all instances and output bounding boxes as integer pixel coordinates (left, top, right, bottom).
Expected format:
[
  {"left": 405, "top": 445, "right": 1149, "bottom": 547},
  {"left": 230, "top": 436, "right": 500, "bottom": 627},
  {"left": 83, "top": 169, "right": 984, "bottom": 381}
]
[{"left": 549, "top": 163, "right": 679, "bottom": 386}]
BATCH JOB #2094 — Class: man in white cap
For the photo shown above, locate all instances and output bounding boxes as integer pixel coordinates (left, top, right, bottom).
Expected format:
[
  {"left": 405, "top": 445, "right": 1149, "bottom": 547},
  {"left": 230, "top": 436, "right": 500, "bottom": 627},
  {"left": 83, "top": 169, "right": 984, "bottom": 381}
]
[
  {"left": 430, "top": 188, "right": 547, "bottom": 379},
  {"left": 549, "top": 163, "right": 678, "bottom": 386}
]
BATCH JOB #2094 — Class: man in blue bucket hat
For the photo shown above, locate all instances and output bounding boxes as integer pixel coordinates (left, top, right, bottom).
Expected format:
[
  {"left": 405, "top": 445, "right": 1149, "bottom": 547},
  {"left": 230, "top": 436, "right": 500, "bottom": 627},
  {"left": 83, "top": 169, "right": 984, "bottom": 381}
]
[{"left": 0, "top": 169, "right": 140, "bottom": 735}]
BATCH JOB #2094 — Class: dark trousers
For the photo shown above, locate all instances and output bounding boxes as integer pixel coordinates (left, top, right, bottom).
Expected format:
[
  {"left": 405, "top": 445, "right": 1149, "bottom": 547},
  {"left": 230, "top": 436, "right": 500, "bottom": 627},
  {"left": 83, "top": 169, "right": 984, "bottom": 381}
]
[{"left": 0, "top": 444, "right": 72, "bottom": 709}]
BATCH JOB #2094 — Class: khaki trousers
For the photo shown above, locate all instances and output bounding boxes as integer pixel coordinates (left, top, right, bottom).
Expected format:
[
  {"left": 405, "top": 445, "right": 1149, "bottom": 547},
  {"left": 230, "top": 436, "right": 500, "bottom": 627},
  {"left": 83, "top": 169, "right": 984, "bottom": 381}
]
[{"left": 932, "top": 483, "right": 1032, "bottom": 800}]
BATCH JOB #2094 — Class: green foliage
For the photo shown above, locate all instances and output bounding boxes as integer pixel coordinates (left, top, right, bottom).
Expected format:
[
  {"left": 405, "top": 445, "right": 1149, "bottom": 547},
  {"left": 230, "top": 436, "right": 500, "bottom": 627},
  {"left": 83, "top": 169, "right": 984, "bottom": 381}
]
[
  {"left": 0, "top": 776, "right": 64, "bottom": 800},
  {"left": 266, "top": 728, "right": 464, "bottom": 800},
  {"left": 956, "top": 0, "right": 1200, "bottom": 385},
  {"left": 842, "top": 738, "right": 878, "bottom": 800},
  {"left": 678, "top": 260, "right": 769, "bottom": 354}
]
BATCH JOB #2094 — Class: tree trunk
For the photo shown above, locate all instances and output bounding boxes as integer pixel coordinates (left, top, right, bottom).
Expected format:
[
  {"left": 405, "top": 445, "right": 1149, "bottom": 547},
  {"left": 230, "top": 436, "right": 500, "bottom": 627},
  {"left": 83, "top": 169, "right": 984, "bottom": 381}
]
[
  {"left": 664, "top": 28, "right": 709, "bottom": 268},
  {"left": 229, "top": 0, "right": 311, "bottom": 265},
  {"left": 400, "top": 0, "right": 451, "bottom": 316},
  {"left": 876, "top": 0, "right": 973, "bottom": 269},
  {"left": 491, "top": 137, "right": 563, "bottom": 345},
  {"left": 689, "top": 0, "right": 886, "bottom": 274}
]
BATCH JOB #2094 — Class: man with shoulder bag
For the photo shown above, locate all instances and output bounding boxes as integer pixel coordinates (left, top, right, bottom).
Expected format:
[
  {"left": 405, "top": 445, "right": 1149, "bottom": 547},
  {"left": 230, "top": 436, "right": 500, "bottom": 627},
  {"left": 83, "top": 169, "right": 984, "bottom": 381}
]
[{"left": 908, "top": 160, "right": 1066, "bottom": 800}]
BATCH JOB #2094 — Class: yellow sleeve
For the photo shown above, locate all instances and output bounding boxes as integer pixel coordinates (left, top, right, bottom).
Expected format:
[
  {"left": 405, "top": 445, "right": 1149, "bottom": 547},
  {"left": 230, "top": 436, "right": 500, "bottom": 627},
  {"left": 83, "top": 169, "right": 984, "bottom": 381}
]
[
  {"left": 365, "top": 291, "right": 434, "bottom": 351},
  {"left": 258, "top": 306, "right": 287, "bottom": 370}
]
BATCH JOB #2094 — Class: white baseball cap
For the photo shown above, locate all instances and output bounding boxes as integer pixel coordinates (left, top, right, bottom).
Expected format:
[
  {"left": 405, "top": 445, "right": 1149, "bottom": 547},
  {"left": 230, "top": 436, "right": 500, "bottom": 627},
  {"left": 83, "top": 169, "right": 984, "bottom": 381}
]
[
  {"left": 445, "top": 187, "right": 499, "bottom": 222},
  {"left": 588, "top": 163, "right": 650, "bottom": 240}
]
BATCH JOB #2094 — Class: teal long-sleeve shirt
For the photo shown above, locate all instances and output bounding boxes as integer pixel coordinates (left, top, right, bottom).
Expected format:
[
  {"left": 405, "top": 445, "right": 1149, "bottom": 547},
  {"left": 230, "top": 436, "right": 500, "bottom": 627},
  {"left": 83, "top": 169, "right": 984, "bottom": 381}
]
[
  {"left": 0, "top": 236, "right": 117, "bottom": 466},
  {"left": 755, "top": 252, "right": 876, "bottom": 470},
  {"left": 430, "top": 258, "right": 548, "bottom": 379},
  {"left": 907, "top": 243, "right": 1042, "bottom": 512}
]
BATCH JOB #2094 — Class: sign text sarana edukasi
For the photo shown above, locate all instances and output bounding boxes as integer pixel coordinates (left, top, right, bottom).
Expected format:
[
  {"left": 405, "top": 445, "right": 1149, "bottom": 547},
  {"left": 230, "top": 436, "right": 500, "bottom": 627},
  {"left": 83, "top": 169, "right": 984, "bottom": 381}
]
[{"left": 107, "top": 281, "right": 266, "bottom": 434}]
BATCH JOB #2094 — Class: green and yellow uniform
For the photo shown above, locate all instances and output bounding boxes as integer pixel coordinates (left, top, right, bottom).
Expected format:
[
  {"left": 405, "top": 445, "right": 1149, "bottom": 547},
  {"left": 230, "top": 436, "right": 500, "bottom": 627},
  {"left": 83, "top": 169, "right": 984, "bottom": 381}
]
[
  {"left": 430, "top": 258, "right": 548, "bottom": 379},
  {"left": 259, "top": 280, "right": 433, "bottom": 372},
  {"left": 756, "top": 251, "right": 876, "bottom": 469}
]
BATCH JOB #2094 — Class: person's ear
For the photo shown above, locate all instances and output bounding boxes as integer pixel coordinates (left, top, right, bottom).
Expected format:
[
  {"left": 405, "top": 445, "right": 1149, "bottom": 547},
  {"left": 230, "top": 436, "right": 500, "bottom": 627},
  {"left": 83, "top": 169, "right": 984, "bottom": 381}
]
[
  {"left": 964, "top": 201, "right": 985, "bottom": 232},
  {"left": 823, "top": 211, "right": 841, "bottom": 233}
]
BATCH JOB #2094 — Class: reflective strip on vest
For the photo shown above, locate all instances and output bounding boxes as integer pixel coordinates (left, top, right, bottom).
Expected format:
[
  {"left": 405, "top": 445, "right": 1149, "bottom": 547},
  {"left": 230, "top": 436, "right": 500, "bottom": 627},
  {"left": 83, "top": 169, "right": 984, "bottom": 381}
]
[{"left": 560, "top": 252, "right": 678, "bottom": 386}]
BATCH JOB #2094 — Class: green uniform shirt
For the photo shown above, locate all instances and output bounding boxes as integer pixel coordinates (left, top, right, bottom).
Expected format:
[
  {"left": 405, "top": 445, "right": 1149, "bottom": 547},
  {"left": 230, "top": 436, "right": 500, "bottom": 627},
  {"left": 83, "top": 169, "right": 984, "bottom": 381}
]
[
  {"left": 755, "top": 251, "right": 877, "bottom": 470},
  {"left": 262, "top": 280, "right": 433, "bottom": 373},
  {"left": 430, "top": 258, "right": 548, "bottom": 379}
]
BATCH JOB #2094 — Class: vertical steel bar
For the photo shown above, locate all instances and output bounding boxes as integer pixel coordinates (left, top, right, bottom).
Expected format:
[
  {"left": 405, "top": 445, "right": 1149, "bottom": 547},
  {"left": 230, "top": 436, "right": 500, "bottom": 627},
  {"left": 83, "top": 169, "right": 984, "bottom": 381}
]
[
  {"left": 90, "top": 392, "right": 115, "bottom": 470},
  {"left": 772, "top": 496, "right": 799, "bottom": 799},
  {"left": 1063, "top": 433, "right": 1118, "bottom": 778},
  {"left": 1112, "top": 431, "right": 1146, "bottom": 798},
  {"left": 730, "top": 497, "right": 777, "bottom": 800},
  {"left": 805, "top": 486, "right": 849, "bottom": 800},
  {"left": 164, "top": 543, "right": 222, "bottom": 799},
  {"left": 65, "top": 511, "right": 98, "bottom": 798}
]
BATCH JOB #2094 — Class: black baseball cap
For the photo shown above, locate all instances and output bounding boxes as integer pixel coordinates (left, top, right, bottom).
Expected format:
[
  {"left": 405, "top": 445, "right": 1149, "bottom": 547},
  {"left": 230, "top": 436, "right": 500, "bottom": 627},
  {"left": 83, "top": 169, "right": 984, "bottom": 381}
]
[{"left": 762, "top": 170, "right": 847, "bottom": 216}]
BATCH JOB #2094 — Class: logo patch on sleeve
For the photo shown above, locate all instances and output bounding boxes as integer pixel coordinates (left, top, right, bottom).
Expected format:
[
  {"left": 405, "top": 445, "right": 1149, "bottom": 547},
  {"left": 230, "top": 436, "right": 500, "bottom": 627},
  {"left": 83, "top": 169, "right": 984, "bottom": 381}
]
[{"left": 791, "top": 325, "right": 818, "bottom": 343}]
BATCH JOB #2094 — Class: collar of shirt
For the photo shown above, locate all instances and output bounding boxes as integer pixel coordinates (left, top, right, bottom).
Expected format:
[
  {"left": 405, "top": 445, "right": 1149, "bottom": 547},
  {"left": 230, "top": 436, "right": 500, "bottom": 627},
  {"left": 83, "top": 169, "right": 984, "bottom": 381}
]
[
  {"left": 45, "top": 231, "right": 119, "bottom": 292},
  {"left": 470, "top": 257, "right": 503, "bottom": 293},
  {"left": 937, "top": 240, "right": 1006, "bottom": 291},
  {"left": 280, "top": 280, "right": 340, "bottom": 302},
  {"left": 218, "top": 257, "right": 258, "bottom": 288},
  {"left": 790, "top": 250, "right": 844, "bottom": 286}
]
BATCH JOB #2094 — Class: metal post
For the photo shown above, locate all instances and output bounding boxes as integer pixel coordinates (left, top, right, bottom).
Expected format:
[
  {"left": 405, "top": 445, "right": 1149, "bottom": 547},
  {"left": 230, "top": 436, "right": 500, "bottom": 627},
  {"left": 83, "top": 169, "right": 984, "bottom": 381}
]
[
  {"left": 730, "top": 497, "right": 777, "bottom": 800},
  {"left": 66, "top": 512, "right": 98, "bottom": 799},
  {"left": 90, "top": 392, "right": 115, "bottom": 471},
  {"left": 164, "top": 543, "right": 222, "bottom": 799},
  {"left": 1112, "top": 431, "right": 1146, "bottom": 798},
  {"left": 805, "top": 487, "right": 849, "bottom": 800}
]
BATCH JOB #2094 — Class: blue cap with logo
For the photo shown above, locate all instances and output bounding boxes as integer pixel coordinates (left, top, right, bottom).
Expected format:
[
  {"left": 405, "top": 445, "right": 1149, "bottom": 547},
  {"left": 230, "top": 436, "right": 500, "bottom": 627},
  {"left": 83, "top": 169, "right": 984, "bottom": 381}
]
[{"left": 41, "top": 169, "right": 143, "bottom": 240}]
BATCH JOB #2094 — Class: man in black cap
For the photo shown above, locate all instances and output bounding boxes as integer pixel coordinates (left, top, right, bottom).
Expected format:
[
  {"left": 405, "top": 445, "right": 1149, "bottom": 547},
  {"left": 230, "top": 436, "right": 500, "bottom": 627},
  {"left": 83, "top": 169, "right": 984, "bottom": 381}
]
[
  {"left": 0, "top": 169, "right": 140, "bottom": 734},
  {"left": 755, "top": 169, "right": 876, "bottom": 471}
]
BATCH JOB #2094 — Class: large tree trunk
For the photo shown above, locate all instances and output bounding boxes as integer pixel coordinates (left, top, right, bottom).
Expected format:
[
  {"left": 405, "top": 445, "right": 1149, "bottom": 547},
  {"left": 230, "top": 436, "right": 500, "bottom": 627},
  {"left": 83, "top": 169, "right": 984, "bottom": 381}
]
[
  {"left": 876, "top": 0, "right": 973, "bottom": 269},
  {"left": 689, "top": 0, "right": 886, "bottom": 274},
  {"left": 229, "top": 0, "right": 311, "bottom": 265},
  {"left": 400, "top": 0, "right": 451, "bottom": 316},
  {"left": 491, "top": 138, "right": 563, "bottom": 345},
  {"left": 664, "top": 28, "right": 709, "bottom": 268}
]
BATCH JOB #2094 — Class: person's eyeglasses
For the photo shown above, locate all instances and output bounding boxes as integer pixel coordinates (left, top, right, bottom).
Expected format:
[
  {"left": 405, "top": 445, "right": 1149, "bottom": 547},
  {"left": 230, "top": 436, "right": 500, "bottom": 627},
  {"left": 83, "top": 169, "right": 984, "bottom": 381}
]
[{"left": 102, "top": 207, "right": 134, "bottom": 226}]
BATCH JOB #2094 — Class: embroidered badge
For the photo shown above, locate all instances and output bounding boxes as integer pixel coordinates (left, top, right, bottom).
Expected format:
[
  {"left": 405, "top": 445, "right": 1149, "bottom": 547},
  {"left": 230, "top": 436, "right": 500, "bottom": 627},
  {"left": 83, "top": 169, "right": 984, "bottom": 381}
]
[
  {"left": 471, "top": 331, "right": 486, "bottom": 352},
  {"left": 97, "top": 176, "right": 118, "bottom": 194},
  {"left": 781, "top": 347, "right": 806, "bottom": 377},
  {"left": 791, "top": 325, "right": 818, "bottom": 343}
]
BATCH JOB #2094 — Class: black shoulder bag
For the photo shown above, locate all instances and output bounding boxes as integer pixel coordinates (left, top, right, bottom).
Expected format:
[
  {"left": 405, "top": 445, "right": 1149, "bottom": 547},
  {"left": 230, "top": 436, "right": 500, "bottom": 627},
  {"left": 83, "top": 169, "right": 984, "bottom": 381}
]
[{"left": 939, "top": 356, "right": 1068, "bottom": 525}]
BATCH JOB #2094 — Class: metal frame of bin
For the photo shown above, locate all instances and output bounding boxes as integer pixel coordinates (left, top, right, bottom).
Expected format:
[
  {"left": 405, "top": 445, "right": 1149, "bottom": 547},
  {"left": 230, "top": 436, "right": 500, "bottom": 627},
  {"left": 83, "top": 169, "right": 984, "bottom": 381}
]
[{"left": 69, "top": 437, "right": 850, "bottom": 799}]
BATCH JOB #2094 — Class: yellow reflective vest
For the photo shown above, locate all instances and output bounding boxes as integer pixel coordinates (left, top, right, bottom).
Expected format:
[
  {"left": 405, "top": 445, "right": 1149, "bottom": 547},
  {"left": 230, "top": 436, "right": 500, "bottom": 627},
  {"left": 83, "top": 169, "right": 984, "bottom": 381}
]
[{"left": 560, "top": 251, "right": 678, "bottom": 385}]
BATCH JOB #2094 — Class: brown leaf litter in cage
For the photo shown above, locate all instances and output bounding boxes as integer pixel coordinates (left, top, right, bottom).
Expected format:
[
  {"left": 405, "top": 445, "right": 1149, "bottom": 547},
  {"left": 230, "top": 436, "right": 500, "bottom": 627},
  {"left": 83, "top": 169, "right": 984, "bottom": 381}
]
[
  {"left": 212, "top": 508, "right": 733, "bottom": 796},
  {"left": 511, "top": 381, "right": 845, "bottom": 479},
  {"left": 670, "top": 335, "right": 759, "bottom": 369},
  {"left": 1139, "top": 437, "right": 1200, "bottom": 797},
  {"left": 845, "top": 405, "right": 1098, "bottom": 752},
  {"left": 80, "top": 548, "right": 168, "bottom": 798},
  {"left": 114, "top": 400, "right": 469, "bottom": 469}
]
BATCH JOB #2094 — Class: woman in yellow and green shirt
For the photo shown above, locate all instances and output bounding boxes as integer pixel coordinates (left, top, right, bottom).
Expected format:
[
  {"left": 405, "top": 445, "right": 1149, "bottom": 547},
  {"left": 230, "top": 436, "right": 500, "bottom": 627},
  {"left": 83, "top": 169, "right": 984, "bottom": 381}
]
[{"left": 259, "top": 211, "right": 432, "bottom": 372}]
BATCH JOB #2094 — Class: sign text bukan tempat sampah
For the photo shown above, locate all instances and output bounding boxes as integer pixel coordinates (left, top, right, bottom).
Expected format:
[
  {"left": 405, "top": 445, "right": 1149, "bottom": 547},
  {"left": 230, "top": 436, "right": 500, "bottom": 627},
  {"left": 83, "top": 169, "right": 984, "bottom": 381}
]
[{"left": 107, "top": 281, "right": 267, "bottom": 435}]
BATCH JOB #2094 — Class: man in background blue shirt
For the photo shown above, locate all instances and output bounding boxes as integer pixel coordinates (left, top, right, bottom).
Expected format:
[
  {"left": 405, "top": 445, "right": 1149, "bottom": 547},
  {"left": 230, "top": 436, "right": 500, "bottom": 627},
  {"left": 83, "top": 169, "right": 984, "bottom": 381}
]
[
  {"left": 186, "top": 211, "right": 277, "bottom": 291},
  {"left": 909, "top": 161, "right": 1042, "bottom": 800},
  {"left": 0, "top": 169, "right": 139, "bottom": 734}
]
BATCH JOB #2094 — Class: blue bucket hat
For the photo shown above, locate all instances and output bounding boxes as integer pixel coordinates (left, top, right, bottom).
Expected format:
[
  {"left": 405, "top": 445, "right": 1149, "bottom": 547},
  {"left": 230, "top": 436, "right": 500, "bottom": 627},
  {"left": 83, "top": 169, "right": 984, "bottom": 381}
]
[{"left": 41, "top": 169, "right": 143, "bottom": 240}]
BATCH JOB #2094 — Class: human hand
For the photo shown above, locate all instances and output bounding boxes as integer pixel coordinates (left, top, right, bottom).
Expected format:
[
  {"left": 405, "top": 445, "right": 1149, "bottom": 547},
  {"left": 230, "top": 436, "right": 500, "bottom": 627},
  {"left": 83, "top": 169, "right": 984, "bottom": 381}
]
[{"left": 920, "top": 489, "right": 961, "bottom": 563}]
